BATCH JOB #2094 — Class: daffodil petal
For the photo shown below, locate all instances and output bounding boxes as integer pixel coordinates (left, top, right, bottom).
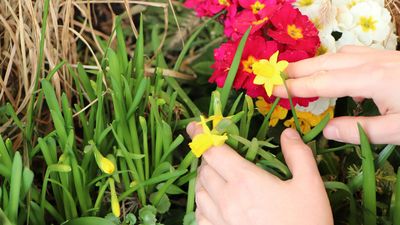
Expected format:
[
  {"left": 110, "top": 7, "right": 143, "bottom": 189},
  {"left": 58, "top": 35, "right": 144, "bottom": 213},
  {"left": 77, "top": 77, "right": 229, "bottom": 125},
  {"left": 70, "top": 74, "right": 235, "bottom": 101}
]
[
  {"left": 189, "top": 134, "right": 214, "bottom": 158},
  {"left": 264, "top": 83, "right": 273, "bottom": 97},
  {"left": 211, "top": 134, "right": 228, "bottom": 146},
  {"left": 253, "top": 76, "right": 267, "bottom": 85},
  {"left": 277, "top": 61, "right": 289, "bottom": 72},
  {"left": 269, "top": 51, "right": 279, "bottom": 64}
]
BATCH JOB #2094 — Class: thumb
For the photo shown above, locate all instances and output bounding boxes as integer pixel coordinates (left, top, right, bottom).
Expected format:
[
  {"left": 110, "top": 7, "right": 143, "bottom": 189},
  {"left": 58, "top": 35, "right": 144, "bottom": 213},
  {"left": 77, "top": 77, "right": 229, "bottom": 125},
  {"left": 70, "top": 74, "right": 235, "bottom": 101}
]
[
  {"left": 280, "top": 128, "right": 320, "bottom": 179},
  {"left": 186, "top": 122, "right": 203, "bottom": 139},
  {"left": 323, "top": 114, "right": 400, "bottom": 145}
]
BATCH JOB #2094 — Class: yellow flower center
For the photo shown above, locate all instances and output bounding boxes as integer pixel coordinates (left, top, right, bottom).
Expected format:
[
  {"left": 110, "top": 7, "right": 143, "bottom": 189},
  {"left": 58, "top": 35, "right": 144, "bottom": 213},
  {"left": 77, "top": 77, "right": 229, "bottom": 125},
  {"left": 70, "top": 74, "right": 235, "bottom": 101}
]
[
  {"left": 252, "top": 51, "right": 288, "bottom": 97},
  {"left": 316, "top": 45, "right": 328, "bottom": 56},
  {"left": 347, "top": 0, "right": 363, "bottom": 8},
  {"left": 287, "top": 24, "right": 304, "bottom": 40},
  {"left": 242, "top": 56, "right": 257, "bottom": 73},
  {"left": 218, "top": 0, "right": 230, "bottom": 6},
  {"left": 358, "top": 16, "right": 377, "bottom": 32},
  {"left": 251, "top": 1, "right": 265, "bottom": 14},
  {"left": 252, "top": 16, "right": 269, "bottom": 25},
  {"left": 297, "top": 0, "right": 314, "bottom": 7}
]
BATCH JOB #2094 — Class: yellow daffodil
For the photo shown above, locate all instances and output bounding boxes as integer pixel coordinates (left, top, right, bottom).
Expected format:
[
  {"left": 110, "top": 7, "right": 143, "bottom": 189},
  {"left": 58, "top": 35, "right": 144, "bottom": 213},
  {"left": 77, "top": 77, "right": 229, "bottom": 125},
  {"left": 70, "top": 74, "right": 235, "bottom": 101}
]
[
  {"left": 189, "top": 116, "right": 228, "bottom": 158},
  {"left": 284, "top": 107, "right": 334, "bottom": 134},
  {"left": 255, "top": 97, "right": 288, "bottom": 127},
  {"left": 252, "top": 51, "right": 289, "bottom": 97},
  {"left": 109, "top": 178, "right": 120, "bottom": 217},
  {"left": 94, "top": 151, "right": 115, "bottom": 175}
]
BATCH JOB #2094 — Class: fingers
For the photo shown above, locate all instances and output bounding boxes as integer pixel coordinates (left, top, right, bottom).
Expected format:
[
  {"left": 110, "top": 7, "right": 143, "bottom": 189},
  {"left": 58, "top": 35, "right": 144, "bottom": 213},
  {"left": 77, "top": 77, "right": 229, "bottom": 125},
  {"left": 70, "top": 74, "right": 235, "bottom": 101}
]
[
  {"left": 196, "top": 211, "right": 214, "bottom": 225},
  {"left": 202, "top": 145, "right": 253, "bottom": 181},
  {"left": 280, "top": 129, "right": 320, "bottom": 180},
  {"left": 274, "top": 66, "right": 375, "bottom": 99},
  {"left": 187, "top": 121, "right": 204, "bottom": 139},
  {"left": 323, "top": 114, "right": 400, "bottom": 145},
  {"left": 196, "top": 188, "right": 226, "bottom": 225},
  {"left": 285, "top": 52, "right": 370, "bottom": 78},
  {"left": 198, "top": 164, "right": 227, "bottom": 202},
  {"left": 285, "top": 46, "right": 389, "bottom": 78},
  {"left": 187, "top": 121, "right": 255, "bottom": 181},
  {"left": 337, "top": 45, "right": 382, "bottom": 54}
]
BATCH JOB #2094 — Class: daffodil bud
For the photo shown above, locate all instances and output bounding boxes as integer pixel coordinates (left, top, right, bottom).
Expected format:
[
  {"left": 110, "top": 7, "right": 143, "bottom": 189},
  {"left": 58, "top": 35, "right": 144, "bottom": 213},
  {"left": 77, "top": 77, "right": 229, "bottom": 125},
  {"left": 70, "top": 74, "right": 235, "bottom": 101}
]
[
  {"left": 94, "top": 150, "right": 115, "bottom": 175},
  {"left": 109, "top": 178, "right": 120, "bottom": 217}
]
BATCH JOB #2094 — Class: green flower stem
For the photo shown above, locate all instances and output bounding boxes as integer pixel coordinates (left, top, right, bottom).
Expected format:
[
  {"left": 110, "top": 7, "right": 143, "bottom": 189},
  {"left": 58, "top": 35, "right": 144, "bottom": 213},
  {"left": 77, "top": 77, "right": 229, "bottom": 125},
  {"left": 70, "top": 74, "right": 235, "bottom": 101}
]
[
  {"left": 256, "top": 97, "right": 281, "bottom": 140},
  {"left": 282, "top": 75, "right": 302, "bottom": 135},
  {"left": 317, "top": 144, "right": 355, "bottom": 155},
  {"left": 186, "top": 159, "right": 199, "bottom": 213}
]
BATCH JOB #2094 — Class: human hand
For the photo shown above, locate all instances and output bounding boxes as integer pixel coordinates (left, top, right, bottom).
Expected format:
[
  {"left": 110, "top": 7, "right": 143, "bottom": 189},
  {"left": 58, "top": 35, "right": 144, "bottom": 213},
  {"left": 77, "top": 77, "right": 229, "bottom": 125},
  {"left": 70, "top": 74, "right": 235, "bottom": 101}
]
[
  {"left": 274, "top": 45, "right": 400, "bottom": 145},
  {"left": 187, "top": 123, "right": 333, "bottom": 225}
]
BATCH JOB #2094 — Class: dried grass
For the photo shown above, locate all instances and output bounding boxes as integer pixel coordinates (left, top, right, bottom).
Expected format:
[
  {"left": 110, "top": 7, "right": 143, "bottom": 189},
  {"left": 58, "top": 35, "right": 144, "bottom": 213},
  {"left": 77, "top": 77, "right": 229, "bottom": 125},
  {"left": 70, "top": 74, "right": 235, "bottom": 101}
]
[
  {"left": 386, "top": 0, "right": 400, "bottom": 37},
  {"left": 0, "top": 0, "right": 180, "bottom": 142}
]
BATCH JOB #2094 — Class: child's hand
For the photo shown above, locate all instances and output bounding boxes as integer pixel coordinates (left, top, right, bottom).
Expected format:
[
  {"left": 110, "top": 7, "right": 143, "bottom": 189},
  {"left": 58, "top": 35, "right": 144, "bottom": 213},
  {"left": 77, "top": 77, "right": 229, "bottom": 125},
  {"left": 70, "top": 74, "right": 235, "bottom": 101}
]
[
  {"left": 187, "top": 124, "right": 333, "bottom": 225},
  {"left": 274, "top": 45, "right": 400, "bottom": 144}
]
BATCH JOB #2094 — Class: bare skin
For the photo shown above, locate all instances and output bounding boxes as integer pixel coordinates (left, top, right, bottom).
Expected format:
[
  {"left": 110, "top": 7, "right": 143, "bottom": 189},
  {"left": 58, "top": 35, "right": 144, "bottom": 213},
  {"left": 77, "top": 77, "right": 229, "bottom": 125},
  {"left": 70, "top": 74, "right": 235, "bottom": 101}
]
[
  {"left": 188, "top": 46, "right": 400, "bottom": 224},
  {"left": 187, "top": 125, "right": 333, "bottom": 225},
  {"left": 275, "top": 45, "right": 400, "bottom": 145}
]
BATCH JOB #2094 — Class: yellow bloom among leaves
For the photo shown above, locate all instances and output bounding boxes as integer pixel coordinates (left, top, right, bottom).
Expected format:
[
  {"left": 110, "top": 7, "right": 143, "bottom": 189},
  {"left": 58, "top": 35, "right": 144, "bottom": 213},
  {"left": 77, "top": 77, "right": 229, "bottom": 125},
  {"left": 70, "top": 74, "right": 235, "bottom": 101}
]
[
  {"left": 255, "top": 97, "right": 288, "bottom": 127},
  {"left": 94, "top": 151, "right": 115, "bottom": 175},
  {"left": 284, "top": 107, "right": 334, "bottom": 134},
  {"left": 109, "top": 178, "right": 120, "bottom": 217},
  {"left": 252, "top": 51, "right": 289, "bottom": 97},
  {"left": 189, "top": 116, "right": 228, "bottom": 158}
]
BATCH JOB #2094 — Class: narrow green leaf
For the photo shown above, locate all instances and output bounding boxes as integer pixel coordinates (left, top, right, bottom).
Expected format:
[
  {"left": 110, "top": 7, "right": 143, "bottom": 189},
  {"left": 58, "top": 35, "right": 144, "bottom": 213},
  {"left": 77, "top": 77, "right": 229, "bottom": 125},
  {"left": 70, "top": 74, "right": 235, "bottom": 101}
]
[
  {"left": 256, "top": 97, "right": 280, "bottom": 140},
  {"left": 358, "top": 124, "right": 376, "bottom": 225},
  {"left": 20, "top": 167, "right": 34, "bottom": 199},
  {"left": 220, "top": 27, "right": 251, "bottom": 112},
  {"left": 376, "top": 144, "right": 396, "bottom": 168},
  {"left": 115, "top": 16, "right": 128, "bottom": 71},
  {"left": 77, "top": 63, "right": 96, "bottom": 101},
  {"left": 7, "top": 151, "right": 23, "bottom": 223},
  {"left": 302, "top": 113, "right": 330, "bottom": 143},
  {"left": 134, "top": 14, "right": 144, "bottom": 81}
]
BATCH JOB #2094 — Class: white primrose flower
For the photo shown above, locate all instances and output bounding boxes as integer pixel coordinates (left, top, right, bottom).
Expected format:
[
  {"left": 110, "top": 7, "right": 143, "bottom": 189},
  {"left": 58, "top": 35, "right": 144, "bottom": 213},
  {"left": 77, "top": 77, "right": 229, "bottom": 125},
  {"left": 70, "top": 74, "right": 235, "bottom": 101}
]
[
  {"left": 335, "top": 31, "right": 363, "bottom": 49},
  {"left": 294, "top": 0, "right": 337, "bottom": 35},
  {"left": 349, "top": 1, "right": 391, "bottom": 45},
  {"left": 318, "top": 34, "right": 337, "bottom": 54},
  {"left": 293, "top": 0, "right": 322, "bottom": 16},
  {"left": 296, "top": 98, "right": 337, "bottom": 116}
]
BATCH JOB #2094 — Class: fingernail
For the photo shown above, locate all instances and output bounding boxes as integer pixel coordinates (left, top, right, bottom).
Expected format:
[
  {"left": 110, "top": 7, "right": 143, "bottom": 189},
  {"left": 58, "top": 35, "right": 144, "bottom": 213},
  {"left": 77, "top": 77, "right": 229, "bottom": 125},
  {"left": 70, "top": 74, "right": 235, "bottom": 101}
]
[
  {"left": 187, "top": 122, "right": 196, "bottom": 137},
  {"left": 284, "top": 128, "right": 300, "bottom": 140},
  {"left": 324, "top": 125, "right": 339, "bottom": 139}
]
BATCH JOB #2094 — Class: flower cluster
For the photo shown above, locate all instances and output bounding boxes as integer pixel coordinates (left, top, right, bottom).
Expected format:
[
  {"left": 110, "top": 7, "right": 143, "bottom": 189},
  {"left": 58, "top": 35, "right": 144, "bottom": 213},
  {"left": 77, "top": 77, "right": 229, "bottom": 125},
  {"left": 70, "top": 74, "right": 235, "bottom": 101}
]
[
  {"left": 199, "top": 1, "right": 321, "bottom": 110},
  {"left": 294, "top": 0, "right": 398, "bottom": 52},
  {"left": 184, "top": 0, "right": 397, "bottom": 132}
]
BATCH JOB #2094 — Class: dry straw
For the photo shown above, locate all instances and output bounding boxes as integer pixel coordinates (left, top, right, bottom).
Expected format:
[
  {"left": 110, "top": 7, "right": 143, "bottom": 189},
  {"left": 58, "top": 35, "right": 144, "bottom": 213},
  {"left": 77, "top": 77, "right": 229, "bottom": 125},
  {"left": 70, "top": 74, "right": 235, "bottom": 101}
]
[{"left": 0, "top": 0, "right": 185, "bottom": 144}]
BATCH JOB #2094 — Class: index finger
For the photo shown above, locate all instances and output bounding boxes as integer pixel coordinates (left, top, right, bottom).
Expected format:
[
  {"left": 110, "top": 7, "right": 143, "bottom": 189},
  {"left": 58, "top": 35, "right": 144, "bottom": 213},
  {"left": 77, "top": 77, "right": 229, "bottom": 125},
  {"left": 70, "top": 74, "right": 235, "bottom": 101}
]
[
  {"left": 274, "top": 66, "right": 376, "bottom": 99},
  {"left": 285, "top": 52, "right": 372, "bottom": 78}
]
